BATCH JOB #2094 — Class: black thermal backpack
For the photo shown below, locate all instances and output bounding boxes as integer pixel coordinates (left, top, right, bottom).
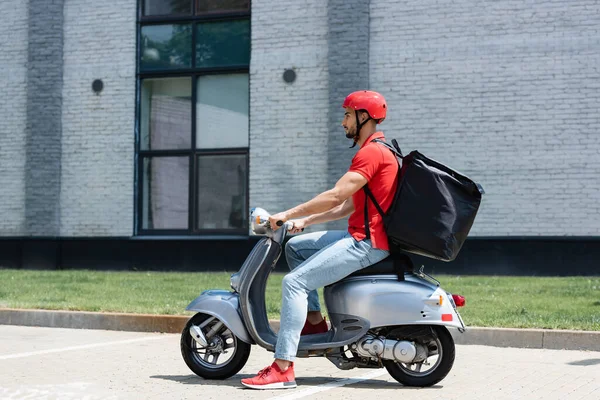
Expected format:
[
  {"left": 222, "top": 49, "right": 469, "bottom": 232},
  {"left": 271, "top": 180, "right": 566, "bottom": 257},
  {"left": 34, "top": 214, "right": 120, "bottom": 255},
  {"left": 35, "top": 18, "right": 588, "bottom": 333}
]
[{"left": 363, "top": 138, "right": 485, "bottom": 262}]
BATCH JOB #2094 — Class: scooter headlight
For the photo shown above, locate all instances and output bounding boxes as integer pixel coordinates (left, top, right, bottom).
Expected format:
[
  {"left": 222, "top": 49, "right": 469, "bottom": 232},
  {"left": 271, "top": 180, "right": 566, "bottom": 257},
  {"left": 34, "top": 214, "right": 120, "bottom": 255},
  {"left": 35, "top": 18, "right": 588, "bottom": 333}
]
[{"left": 250, "top": 207, "right": 270, "bottom": 235}]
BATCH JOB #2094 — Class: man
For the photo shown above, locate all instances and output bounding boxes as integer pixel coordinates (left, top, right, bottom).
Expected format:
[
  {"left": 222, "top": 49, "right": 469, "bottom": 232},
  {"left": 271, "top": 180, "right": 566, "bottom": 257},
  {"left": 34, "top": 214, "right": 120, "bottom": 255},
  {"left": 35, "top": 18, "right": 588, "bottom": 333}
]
[{"left": 241, "top": 90, "right": 399, "bottom": 390}]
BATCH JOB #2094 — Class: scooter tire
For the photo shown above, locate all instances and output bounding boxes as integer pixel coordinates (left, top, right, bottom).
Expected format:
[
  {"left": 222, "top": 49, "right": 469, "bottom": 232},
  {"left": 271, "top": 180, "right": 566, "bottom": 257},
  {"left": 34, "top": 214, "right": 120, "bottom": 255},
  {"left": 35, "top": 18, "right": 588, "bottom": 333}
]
[
  {"left": 180, "top": 313, "right": 251, "bottom": 380},
  {"left": 383, "top": 325, "right": 455, "bottom": 387}
]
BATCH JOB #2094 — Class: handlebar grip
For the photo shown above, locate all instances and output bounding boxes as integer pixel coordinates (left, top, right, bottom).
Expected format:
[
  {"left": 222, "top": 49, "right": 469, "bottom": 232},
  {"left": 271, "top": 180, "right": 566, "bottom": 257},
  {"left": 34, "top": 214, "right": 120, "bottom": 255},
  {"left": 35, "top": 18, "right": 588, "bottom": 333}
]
[{"left": 277, "top": 220, "right": 304, "bottom": 232}]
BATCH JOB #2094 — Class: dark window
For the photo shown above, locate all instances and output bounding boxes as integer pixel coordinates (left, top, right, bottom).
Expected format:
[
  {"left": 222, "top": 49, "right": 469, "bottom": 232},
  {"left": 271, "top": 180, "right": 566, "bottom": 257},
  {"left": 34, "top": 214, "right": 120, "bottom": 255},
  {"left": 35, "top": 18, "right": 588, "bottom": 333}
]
[
  {"left": 140, "top": 24, "right": 192, "bottom": 71},
  {"left": 197, "top": 154, "right": 248, "bottom": 230},
  {"left": 143, "top": 0, "right": 192, "bottom": 16},
  {"left": 196, "top": 20, "right": 250, "bottom": 68},
  {"left": 137, "top": 1, "right": 250, "bottom": 235},
  {"left": 196, "top": 0, "right": 249, "bottom": 15}
]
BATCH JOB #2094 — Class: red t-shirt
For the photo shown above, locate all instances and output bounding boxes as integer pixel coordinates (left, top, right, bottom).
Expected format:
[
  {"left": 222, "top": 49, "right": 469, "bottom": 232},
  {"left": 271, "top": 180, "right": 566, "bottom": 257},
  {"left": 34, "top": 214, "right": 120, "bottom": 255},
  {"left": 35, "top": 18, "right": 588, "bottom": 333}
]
[{"left": 347, "top": 132, "right": 399, "bottom": 251}]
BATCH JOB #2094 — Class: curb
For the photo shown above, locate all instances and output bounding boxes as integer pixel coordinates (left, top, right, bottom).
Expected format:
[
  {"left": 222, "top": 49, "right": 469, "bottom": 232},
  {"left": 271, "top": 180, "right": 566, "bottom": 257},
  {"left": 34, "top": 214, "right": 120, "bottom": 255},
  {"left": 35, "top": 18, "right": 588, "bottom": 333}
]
[
  {"left": 1, "top": 308, "right": 598, "bottom": 352},
  {"left": 449, "top": 326, "right": 600, "bottom": 352},
  {"left": 0, "top": 308, "right": 189, "bottom": 334}
]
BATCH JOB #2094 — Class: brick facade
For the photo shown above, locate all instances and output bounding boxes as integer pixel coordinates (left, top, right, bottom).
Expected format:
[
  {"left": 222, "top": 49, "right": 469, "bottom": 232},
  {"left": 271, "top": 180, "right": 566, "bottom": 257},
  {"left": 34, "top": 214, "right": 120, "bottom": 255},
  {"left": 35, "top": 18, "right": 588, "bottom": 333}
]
[
  {"left": 60, "top": 0, "right": 136, "bottom": 236},
  {"left": 370, "top": 0, "right": 600, "bottom": 236},
  {"left": 0, "top": 0, "right": 28, "bottom": 235},
  {"left": 0, "top": 0, "right": 598, "bottom": 239},
  {"left": 249, "top": 0, "right": 330, "bottom": 220},
  {"left": 25, "top": 0, "right": 64, "bottom": 236}
]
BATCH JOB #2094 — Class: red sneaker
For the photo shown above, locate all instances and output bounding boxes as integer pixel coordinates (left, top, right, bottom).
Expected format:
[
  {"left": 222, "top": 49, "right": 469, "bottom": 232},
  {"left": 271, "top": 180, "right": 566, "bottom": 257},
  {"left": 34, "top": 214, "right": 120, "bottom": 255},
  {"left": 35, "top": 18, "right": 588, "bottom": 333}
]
[
  {"left": 241, "top": 362, "right": 297, "bottom": 390},
  {"left": 301, "top": 317, "right": 329, "bottom": 335}
]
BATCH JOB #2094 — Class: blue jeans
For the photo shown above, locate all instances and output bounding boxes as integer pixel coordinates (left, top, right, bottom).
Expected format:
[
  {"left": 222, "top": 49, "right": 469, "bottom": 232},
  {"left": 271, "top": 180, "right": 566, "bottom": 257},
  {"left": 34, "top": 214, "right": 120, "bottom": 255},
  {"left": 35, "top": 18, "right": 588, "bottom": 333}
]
[{"left": 274, "top": 230, "right": 389, "bottom": 361}]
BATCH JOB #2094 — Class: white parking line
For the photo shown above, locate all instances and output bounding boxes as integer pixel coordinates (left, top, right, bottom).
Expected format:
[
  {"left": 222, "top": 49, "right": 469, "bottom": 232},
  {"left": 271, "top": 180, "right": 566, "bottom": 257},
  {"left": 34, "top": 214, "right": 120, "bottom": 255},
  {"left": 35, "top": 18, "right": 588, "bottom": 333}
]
[
  {"left": 271, "top": 369, "right": 389, "bottom": 400},
  {"left": 0, "top": 335, "right": 168, "bottom": 360}
]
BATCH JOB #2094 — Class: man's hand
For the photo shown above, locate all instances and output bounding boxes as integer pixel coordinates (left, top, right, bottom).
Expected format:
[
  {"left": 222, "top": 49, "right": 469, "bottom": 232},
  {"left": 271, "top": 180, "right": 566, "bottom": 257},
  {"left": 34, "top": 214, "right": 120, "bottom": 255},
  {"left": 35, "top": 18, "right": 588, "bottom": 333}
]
[
  {"left": 288, "top": 219, "right": 307, "bottom": 234},
  {"left": 269, "top": 212, "right": 288, "bottom": 231}
]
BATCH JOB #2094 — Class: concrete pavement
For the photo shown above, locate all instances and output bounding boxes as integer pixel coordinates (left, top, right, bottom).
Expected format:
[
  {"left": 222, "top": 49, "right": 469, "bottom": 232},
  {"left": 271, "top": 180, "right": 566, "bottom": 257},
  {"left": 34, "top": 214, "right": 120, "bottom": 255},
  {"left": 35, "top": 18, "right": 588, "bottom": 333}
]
[
  {"left": 1, "top": 325, "right": 599, "bottom": 400},
  {"left": 1, "top": 308, "right": 599, "bottom": 351}
]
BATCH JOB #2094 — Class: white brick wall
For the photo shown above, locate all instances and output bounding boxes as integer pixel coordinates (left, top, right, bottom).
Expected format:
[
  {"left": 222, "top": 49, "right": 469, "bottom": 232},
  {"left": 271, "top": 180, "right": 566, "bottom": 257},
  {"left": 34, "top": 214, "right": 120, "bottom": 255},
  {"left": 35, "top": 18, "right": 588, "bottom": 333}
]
[
  {"left": 249, "top": 1, "right": 330, "bottom": 221},
  {"left": 0, "top": 1, "right": 28, "bottom": 235},
  {"left": 2, "top": 0, "right": 599, "bottom": 239},
  {"left": 370, "top": 0, "right": 600, "bottom": 236},
  {"left": 60, "top": 0, "right": 136, "bottom": 236}
]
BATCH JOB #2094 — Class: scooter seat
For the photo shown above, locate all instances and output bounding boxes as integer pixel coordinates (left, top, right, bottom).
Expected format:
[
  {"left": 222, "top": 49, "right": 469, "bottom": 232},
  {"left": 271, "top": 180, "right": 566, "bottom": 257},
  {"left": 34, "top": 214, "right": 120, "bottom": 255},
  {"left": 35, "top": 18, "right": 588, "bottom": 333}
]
[{"left": 346, "top": 254, "right": 413, "bottom": 278}]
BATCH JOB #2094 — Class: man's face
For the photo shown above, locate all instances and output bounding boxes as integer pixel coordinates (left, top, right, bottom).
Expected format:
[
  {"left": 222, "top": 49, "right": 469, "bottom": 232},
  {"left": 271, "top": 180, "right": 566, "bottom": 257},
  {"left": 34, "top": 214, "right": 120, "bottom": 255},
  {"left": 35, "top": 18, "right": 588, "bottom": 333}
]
[{"left": 342, "top": 107, "right": 358, "bottom": 139}]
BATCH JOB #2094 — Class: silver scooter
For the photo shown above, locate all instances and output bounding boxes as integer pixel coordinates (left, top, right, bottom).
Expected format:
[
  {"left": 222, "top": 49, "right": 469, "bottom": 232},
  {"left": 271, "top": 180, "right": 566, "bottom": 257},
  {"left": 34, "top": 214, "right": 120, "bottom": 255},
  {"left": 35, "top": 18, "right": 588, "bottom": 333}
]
[{"left": 180, "top": 207, "right": 467, "bottom": 387}]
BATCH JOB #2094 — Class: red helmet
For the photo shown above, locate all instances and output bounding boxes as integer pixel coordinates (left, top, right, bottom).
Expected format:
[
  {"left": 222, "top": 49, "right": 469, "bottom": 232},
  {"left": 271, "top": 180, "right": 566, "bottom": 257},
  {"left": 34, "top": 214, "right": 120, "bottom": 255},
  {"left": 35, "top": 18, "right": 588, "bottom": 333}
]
[{"left": 342, "top": 90, "right": 387, "bottom": 123}]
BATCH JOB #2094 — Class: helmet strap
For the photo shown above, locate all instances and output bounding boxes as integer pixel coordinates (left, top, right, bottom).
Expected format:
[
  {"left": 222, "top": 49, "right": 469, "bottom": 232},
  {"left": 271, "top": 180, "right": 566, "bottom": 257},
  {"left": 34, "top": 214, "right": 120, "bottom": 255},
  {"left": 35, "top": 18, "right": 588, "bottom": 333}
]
[{"left": 349, "top": 109, "right": 371, "bottom": 148}]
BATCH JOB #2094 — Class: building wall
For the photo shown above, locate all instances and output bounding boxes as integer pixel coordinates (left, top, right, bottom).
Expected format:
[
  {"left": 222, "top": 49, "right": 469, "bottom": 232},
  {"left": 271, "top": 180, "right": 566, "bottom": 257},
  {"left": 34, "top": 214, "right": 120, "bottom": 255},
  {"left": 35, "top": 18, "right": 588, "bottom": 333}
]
[
  {"left": 0, "top": 0, "right": 28, "bottom": 235},
  {"left": 25, "top": 0, "right": 64, "bottom": 236},
  {"left": 60, "top": 0, "right": 137, "bottom": 236},
  {"left": 324, "top": 0, "right": 371, "bottom": 231},
  {"left": 250, "top": 0, "right": 374, "bottom": 233},
  {"left": 2, "top": 0, "right": 600, "bottom": 240},
  {"left": 370, "top": 0, "right": 600, "bottom": 236},
  {"left": 249, "top": 0, "right": 330, "bottom": 219},
  {"left": 0, "top": 1, "right": 599, "bottom": 272}
]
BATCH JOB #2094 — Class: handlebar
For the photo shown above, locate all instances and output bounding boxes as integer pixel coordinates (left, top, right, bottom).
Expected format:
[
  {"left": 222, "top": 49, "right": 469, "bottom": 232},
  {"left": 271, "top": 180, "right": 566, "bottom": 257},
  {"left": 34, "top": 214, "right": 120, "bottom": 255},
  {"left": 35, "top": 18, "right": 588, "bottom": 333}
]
[
  {"left": 277, "top": 220, "right": 303, "bottom": 232},
  {"left": 254, "top": 215, "right": 303, "bottom": 233}
]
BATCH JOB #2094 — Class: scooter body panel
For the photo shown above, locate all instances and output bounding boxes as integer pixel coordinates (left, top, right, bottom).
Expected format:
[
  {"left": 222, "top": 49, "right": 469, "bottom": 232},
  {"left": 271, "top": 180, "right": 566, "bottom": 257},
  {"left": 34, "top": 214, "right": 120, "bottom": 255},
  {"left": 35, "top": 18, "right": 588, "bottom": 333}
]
[
  {"left": 324, "top": 274, "right": 464, "bottom": 330},
  {"left": 186, "top": 290, "right": 255, "bottom": 344}
]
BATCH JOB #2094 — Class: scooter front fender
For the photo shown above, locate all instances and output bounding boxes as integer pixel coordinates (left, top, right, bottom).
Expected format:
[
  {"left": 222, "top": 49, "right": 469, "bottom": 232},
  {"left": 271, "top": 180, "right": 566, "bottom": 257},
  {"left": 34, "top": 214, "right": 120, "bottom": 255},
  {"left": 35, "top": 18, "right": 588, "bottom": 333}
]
[{"left": 185, "top": 290, "right": 255, "bottom": 344}]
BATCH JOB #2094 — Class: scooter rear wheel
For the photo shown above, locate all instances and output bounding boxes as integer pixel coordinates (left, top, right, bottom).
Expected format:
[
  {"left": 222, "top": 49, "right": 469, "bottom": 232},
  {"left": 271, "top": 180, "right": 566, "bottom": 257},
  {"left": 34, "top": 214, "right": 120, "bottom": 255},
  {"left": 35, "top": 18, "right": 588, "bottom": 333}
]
[
  {"left": 180, "top": 312, "right": 251, "bottom": 380},
  {"left": 383, "top": 325, "right": 455, "bottom": 387}
]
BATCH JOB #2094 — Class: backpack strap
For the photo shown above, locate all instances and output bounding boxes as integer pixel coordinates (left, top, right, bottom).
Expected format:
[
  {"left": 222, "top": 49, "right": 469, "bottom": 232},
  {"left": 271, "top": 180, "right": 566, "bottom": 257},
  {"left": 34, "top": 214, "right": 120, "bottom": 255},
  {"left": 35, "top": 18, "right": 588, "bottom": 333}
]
[
  {"left": 364, "top": 190, "right": 371, "bottom": 240},
  {"left": 362, "top": 137, "right": 402, "bottom": 254},
  {"left": 391, "top": 139, "right": 403, "bottom": 157},
  {"left": 363, "top": 185, "right": 386, "bottom": 246},
  {"left": 373, "top": 138, "right": 403, "bottom": 158},
  {"left": 391, "top": 252, "right": 414, "bottom": 281},
  {"left": 363, "top": 185, "right": 386, "bottom": 219}
]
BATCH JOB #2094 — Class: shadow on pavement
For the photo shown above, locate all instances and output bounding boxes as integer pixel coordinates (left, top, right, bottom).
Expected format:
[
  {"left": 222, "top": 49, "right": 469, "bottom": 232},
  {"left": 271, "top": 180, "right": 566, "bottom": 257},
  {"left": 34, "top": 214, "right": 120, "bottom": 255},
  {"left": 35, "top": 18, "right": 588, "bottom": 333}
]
[
  {"left": 150, "top": 375, "right": 444, "bottom": 390},
  {"left": 567, "top": 358, "right": 600, "bottom": 366},
  {"left": 150, "top": 374, "right": 253, "bottom": 387},
  {"left": 339, "top": 379, "right": 444, "bottom": 390}
]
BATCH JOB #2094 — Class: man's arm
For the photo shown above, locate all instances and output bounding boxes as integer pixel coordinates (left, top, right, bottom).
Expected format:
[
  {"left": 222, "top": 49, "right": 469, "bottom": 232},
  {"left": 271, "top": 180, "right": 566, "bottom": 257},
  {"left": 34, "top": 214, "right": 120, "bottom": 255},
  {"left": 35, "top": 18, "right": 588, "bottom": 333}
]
[
  {"left": 270, "top": 171, "right": 367, "bottom": 226},
  {"left": 304, "top": 197, "right": 355, "bottom": 226}
]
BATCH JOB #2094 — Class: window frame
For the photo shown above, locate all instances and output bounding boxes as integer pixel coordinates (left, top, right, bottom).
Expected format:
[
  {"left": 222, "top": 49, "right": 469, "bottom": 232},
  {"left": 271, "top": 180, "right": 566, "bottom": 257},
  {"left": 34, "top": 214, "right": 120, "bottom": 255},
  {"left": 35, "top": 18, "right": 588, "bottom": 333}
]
[
  {"left": 140, "top": 0, "right": 249, "bottom": 20},
  {"left": 141, "top": 0, "right": 193, "bottom": 18},
  {"left": 135, "top": 0, "right": 251, "bottom": 236}
]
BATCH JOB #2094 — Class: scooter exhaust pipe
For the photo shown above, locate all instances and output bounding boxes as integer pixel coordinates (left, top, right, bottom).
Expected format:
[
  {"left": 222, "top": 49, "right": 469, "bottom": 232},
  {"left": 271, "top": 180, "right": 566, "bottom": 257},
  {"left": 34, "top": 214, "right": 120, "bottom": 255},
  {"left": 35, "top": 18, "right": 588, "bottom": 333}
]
[
  {"left": 356, "top": 335, "right": 429, "bottom": 364},
  {"left": 189, "top": 325, "right": 208, "bottom": 347}
]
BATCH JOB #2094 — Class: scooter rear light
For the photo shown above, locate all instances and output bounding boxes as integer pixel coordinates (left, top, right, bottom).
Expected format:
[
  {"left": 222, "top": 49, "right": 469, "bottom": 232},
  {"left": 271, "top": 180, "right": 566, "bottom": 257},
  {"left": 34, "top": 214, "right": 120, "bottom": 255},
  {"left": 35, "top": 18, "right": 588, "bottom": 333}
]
[{"left": 452, "top": 294, "right": 466, "bottom": 307}]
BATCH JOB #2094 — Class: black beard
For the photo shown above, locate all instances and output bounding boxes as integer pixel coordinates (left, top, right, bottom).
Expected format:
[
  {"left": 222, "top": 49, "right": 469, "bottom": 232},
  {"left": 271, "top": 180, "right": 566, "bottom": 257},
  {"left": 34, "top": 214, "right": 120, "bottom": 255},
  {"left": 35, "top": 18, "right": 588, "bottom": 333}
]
[{"left": 345, "top": 126, "right": 357, "bottom": 139}]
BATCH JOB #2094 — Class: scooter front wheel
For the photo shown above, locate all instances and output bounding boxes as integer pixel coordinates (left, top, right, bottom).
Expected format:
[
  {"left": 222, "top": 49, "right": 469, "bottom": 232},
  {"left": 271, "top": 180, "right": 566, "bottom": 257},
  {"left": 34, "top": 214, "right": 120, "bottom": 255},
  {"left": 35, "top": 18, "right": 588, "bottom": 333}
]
[{"left": 180, "top": 312, "right": 251, "bottom": 380}]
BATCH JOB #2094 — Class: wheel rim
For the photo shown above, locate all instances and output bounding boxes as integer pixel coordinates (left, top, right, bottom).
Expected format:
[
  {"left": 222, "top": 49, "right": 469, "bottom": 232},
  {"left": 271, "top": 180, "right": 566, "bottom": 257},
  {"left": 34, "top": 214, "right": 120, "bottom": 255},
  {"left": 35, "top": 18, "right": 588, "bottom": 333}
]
[
  {"left": 395, "top": 336, "right": 443, "bottom": 377},
  {"left": 188, "top": 317, "right": 238, "bottom": 369}
]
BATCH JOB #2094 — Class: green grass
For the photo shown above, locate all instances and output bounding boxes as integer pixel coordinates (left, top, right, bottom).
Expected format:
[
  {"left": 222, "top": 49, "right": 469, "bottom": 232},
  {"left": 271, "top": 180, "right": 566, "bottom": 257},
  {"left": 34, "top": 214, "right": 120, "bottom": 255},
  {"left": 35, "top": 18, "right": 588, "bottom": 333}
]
[
  {"left": 0, "top": 269, "right": 599, "bottom": 331},
  {"left": 441, "top": 275, "right": 600, "bottom": 331}
]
